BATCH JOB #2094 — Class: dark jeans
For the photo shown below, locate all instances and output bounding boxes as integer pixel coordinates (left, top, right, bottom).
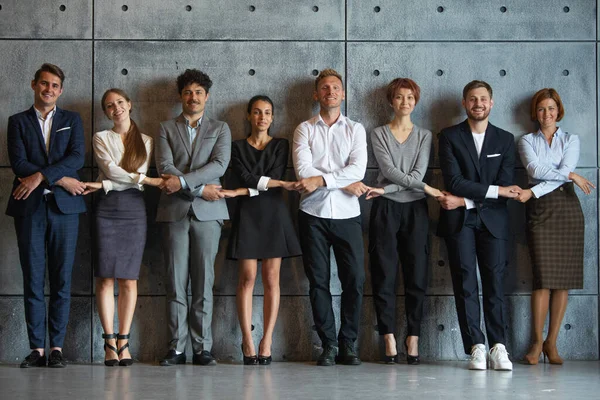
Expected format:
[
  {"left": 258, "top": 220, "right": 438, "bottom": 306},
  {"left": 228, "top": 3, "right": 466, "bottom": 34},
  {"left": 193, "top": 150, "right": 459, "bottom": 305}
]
[
  {"left": 369, "top": 197, "right": 429, "bottom": 337},
  {"left": 298, "top": 211, "right": 365, "bottom": 347},
  {"left": 445, "top": 209, "right": 507, "bottom": 354}
]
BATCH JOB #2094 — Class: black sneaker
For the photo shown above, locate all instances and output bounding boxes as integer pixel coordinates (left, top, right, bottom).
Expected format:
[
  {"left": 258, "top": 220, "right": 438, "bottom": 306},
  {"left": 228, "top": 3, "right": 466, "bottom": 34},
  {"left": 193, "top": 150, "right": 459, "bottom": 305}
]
[
  {"left": 47, "top": 350, "right": 67, "bottom": 368},
  {"left": 317, "top": 345, "right": 338, "bottom": 366},
  {"left": 20, "top": 350, "right": 46, "bottom": 368},
  {"left": 336, "top": 341, "right": 361, "bottom": 365}
]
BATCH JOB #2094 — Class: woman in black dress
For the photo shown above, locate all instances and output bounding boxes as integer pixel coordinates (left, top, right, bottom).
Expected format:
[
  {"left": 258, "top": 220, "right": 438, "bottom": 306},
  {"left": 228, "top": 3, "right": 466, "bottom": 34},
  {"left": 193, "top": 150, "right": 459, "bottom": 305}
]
[
  {"left": 84, "top": 89, "right": 163, "bottom": 366},
  {"left": 221, "top": 95, "right": 301, "bottom": 365}
]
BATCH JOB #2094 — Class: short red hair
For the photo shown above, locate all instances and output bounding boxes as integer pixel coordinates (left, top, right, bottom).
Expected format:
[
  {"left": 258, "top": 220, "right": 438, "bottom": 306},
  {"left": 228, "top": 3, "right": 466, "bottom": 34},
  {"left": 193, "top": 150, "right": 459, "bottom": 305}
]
[
  {"left": 530, "top": 88, "right": 565, "bottom": 122},
  {"left": 386, "top": 78, "right": 421, "bottom": 104}
]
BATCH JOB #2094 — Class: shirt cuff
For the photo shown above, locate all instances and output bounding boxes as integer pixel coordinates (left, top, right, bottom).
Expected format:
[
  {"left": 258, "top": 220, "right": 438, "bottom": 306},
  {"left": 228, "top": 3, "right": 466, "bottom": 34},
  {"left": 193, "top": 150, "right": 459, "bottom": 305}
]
[
  {"left": 248, "top": 188, "right": 259, "bottom": 197},
  {"left": 257, "top": 176, "right": 270, "bottom": 191},
  {"left": 464, "top": 197, "right": 475, "bottom": 210},
  {"left": 322, "top": 173, "right": 335, "bottom": 189},
  {"left": 531, "top": 185, "right": 543, "bottom": 199},
  {"left": 197, "top": 184, "right": 205, "bottom": 197},
  {"left": 102, "top": 180, "right": 113, "bottom": 194},
  {"left": 179, "top": 176, "right": 189, "bottom": 190},
  {"left": 485, "top": 185, "right": 499, "bottom": 199}
]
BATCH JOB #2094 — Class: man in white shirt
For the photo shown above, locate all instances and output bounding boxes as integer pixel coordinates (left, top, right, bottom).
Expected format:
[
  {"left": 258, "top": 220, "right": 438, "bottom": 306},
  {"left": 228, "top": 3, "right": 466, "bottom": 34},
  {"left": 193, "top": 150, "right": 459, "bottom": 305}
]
[{"left": 292, "top": 69, "right": 368, "bottom": 366}]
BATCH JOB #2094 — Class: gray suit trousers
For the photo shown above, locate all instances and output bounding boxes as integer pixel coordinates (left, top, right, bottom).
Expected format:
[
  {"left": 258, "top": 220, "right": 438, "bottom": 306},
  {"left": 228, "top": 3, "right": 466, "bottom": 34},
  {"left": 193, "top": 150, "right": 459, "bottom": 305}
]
[{"left": 163, "top": 216, "right": 222, "bottom": 354}]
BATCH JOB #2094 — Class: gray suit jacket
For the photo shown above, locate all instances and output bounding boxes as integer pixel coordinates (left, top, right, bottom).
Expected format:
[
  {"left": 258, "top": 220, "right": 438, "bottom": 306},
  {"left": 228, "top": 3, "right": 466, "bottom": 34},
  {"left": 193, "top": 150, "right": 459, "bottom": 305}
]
[{"left": 155, "top": 114, "right": 231, "bottom": 222}]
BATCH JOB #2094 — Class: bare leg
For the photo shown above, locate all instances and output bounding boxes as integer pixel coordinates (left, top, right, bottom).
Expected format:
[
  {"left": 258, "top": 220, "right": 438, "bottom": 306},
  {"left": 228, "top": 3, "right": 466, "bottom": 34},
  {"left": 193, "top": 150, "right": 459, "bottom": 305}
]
[
  {"left": 237, "top": 259, "right": 258, "bottom": 356},
  {"left": 525, "top": 289, "right": 549, "bottom": 365},
  {"left": 384, "top": 333, "right": 397, "bottom": 356},
  {"left": 96, "top": 278, "right": 117, "bottom": 362},
  {"left": 543, "top": 289, "right": 568, "bottom": 364},
  {"left": 259, "top": 258, "right": 282, "bottom": 357},
  {"left": 406, "top": 335, "right": 419, "bottom": 357},
  {"left": 116, "top": 279, "right": 138, "bottom": 360}
]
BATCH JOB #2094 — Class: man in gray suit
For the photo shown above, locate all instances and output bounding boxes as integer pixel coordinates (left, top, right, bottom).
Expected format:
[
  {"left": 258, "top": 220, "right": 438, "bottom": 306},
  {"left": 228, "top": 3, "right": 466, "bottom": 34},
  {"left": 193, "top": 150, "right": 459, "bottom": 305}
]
[{"left": 155, "top": 69, "right": 231, "bottom": 366}]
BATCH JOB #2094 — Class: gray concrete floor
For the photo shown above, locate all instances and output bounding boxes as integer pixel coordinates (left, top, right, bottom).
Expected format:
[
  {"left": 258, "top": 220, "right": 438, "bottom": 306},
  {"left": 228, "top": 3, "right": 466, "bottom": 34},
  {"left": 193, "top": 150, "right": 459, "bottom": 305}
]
[{"left": 1, "top": 361, "right": 599, "bottom": 400}]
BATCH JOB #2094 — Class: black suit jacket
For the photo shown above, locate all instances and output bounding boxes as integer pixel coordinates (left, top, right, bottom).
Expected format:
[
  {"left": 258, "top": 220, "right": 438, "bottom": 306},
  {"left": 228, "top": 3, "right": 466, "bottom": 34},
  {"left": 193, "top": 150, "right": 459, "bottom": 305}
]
[
  {"left": 437, "top": 120, "right": 515, "bottom": 239},
  {"left": 6, "top": 106, "right": 86, "bottom": 217}
]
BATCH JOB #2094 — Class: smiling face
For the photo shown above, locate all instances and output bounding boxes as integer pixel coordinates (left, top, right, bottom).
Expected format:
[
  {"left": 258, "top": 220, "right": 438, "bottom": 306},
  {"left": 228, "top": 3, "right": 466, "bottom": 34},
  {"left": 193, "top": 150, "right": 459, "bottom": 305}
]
[
  {"left": 314, "top": 75, "right": 345, "bottom": 111},
  {"left": 463, "top": 87, "right": 494, "bottom": 122},
  {"left": 103, "top": 92, "right": 132, "bottom": 123},
  {"left": 31, "top": 71, "right": 63, "bottom": 109},
  {"left": 391, "top": 88, "right": 416, "bottom": 117},
  {"left": 180, "top": 83, "right": 209, "bottom": 118},
  {"left": 247, "top": 100, "right": 273, "bottom": 134},
  {"left": 536, "top": 98, "right": 559, "bottom": 130}
]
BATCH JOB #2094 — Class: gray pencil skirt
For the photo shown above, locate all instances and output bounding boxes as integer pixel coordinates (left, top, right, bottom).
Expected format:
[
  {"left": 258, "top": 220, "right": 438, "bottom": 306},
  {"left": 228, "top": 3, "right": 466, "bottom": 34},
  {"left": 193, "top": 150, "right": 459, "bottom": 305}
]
[{"left": 95, "top": 189, "right": 147, "bottom": 280}]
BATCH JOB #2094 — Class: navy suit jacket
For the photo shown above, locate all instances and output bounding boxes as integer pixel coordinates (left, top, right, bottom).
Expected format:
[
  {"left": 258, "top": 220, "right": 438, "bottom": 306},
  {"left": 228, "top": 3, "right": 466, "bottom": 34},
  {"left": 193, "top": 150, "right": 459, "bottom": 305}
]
[
  {"left": 6, "top": 106, "right": 86, "bottom": 217},
  {"left": 437, "top": 120, "right": 515, "bottom": 239}
]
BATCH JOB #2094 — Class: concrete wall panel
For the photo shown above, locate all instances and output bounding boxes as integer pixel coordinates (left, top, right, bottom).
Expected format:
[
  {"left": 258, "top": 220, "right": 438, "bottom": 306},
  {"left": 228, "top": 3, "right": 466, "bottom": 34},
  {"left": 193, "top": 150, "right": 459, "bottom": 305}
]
[
  {"left": 0, "top": 41, "right": 93, "bottom": 167},
  {"left": 0, "top": 1, "right": 92, "bottom": 39},
  {"left": 94, "top": 1, "right": 344, "bottom": 40},
  {"left": 348, "top": 0, "right": 595, "bottom": 41},
  {"left": 347, "top": 42, "right": 596, "bottom": 168}
]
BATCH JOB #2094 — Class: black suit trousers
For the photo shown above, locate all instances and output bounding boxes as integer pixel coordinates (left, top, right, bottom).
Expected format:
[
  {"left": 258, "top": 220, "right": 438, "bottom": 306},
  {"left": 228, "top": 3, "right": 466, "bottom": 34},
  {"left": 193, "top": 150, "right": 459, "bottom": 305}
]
[{"left": 445, "top": 209, "right": 507, "bottom": 354}]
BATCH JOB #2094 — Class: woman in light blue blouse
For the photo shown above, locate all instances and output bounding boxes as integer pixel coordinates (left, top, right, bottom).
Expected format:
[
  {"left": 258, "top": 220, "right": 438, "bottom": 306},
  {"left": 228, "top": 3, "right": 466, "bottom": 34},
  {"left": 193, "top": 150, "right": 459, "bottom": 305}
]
[{"left": 517, "top": 88, "right": 594, "bottom": 365}]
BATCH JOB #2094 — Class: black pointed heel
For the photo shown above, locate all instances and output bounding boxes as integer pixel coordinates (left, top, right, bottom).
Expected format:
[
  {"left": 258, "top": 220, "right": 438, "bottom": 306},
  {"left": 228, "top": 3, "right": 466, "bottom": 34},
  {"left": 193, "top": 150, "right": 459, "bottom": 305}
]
[
  {"left": 117, "top": 333, "right": 133, "bottom": 366},
  {"left": 382, "top": 354, "right": 397, "bottom": 364},
  {"left": 258, "top": 355, "right": 272, "bottom": 365},
  {"left": 241, "top": 344, "right": 258, "bottom": 365},
  {"left": 102, "top": 333, "right": 119, "bottom": 367},
  {"left": 404, "top": 341, "right": 420, "bottom": 365}
]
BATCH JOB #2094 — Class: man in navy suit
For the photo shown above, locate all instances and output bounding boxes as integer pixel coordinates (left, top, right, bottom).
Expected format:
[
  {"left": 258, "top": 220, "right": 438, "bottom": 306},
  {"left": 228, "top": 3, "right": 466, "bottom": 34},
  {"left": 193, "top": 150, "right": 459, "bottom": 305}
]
[
  {"left": 437, "top": 80, "right": 521, "bottom": 371},
  {"left": 6, "top": 63, "right": 86, "bottom": 368}
]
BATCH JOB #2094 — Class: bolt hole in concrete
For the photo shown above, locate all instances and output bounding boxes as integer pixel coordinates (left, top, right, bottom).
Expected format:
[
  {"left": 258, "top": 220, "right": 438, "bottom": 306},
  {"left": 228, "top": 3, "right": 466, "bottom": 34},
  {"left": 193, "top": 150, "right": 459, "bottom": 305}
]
[
  {"left": 122, "top": 5, "right": 128, "bottom": 12},
  {"left": 59, "top": 4, "right": 66, "bottom": 11},
  {"left": 185, "top": 5, "right": 191, "bottom": 11},
  {"left": 563, "top": 69, "right": 569, "bottom": 76},
  {"left": 437, "top": 6, "right": 444, "bottom": 13},
  {"left": 313, "top": 6, "right": 319, "bottom": 12},
  {"left": 438, "top": 260, "right": 445, "bottom": 266},
  {"left": 564, "top": 324, "right": 572, "bottom": 330},
  {"left": 251, "top": 324, "right": 255, "bottom": 331},
  {"left": 563, "top": 6, "right": 570, "bottom": 13},
  {"left": 373, "top": 69, "right": 380, "bottom": 76},
  {"left": 312, "top": 69, "right": 319, "bottom": 76},
  {"left": 249, "top": 5, "right": 255, "bottom": 12},
  {"left": 248, "top": 69, "right": 255, "bottom": 76},
  {"left": 499, "top": 69, "right": 506, "bottom": 76},
  {"left": 500, "top": 6, "right": 507, "bottom": 13},
  {"left": 121, "top": 68, "right": 128, "bottom": 75},
  {"left": 436, "top": 69, "right": 444, "bottom": 76},
  {"left": 437, "top": 324, "right": 445, "bottom": 331},
  {"left": 374, "top": 6, "right": 381, "bottom": 13}
]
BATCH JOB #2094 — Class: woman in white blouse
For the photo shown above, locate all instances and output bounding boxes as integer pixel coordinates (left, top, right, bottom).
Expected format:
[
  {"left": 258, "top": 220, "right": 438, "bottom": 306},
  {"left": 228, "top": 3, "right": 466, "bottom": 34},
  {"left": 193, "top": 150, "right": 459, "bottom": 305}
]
[
  {"left": 84, "top": 88, "right": 163, "bottom": 366},
  {"left": 517, "top": 88, "right": 594, "bottom": 365}
]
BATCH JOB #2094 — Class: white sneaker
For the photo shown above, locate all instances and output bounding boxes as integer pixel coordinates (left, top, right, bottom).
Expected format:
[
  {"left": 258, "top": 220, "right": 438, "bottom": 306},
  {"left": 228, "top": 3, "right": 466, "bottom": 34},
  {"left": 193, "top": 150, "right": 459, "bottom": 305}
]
[
  {"left": 489, "top": 343, "right": 513, "bottom": 371},
  {"left": 469, "top": 344, "right": 487, "bottom": 370}
]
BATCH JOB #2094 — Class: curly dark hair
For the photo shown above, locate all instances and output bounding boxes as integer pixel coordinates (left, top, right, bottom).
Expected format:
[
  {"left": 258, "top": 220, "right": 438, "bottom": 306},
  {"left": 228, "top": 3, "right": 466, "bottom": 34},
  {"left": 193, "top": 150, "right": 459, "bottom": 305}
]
[{"left": 176, "top": 69, "right": 213, "bottom": 94}]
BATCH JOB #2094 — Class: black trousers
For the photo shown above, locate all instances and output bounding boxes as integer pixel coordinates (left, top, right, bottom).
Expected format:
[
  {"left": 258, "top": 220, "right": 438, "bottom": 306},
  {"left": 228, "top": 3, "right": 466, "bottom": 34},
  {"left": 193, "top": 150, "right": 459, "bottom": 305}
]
[
  {"left": 369, "top": 197, "right": 429, "bottom": 337},
  {"left": 444, "top": 209, "right": 507, "bottom": 354},
  {"left": 298, "top": 211, "right": 365, "bottom": 347}
]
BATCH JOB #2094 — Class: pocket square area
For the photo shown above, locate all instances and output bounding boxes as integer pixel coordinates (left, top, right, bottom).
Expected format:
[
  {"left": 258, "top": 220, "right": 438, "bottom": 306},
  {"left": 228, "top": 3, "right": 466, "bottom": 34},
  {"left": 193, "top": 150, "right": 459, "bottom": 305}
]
[
  {"left": 56, "top": 127, "right": 71, "bottom": 132},
  {"left": 487, "top": 153, "right": 501, "bottom": 158}
]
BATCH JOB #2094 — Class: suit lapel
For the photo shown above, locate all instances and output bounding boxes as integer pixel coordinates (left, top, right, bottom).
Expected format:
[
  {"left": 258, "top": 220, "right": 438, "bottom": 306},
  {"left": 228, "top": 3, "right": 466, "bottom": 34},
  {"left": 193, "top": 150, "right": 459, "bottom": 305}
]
[
  {"left": 458, "top": 121, "right": 481, "bottom": 176},
  {"left": 175, "top": 114, "right": 192, "bottom": 157},
  {"left": 26, "top": 106, "right": 47, "bottom": 156},
  {"left": 47, "top": 107, "right": 62, "bottom": 155}
]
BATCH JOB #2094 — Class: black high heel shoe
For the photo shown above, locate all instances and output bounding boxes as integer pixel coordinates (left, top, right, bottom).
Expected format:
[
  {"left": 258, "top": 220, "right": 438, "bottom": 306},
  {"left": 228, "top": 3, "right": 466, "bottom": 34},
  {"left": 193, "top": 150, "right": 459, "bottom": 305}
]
[
  {"left": 102, "top": 333, "right": 119, "bottom": 367},
  {"left": 117, "top": 333, "right": 133, "bottom": 366},
  {"left": 404, "top": 340, "right": 420, "bottom": 365},
  {"left": 241, "top": 344, "right": 258, "bottom": 365},
  {"left": 382, "top": 353, "right": 397, "bottom": 364},
  {"left": 258, "top": 355, "right": 272, "bottom": 365}
]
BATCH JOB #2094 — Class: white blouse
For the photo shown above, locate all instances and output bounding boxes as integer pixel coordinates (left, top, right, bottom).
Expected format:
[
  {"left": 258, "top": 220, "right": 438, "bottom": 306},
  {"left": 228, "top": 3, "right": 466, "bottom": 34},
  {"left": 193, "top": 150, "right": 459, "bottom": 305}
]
[{"left": 93, "top": 129, "right": 153, "bottom": 193}]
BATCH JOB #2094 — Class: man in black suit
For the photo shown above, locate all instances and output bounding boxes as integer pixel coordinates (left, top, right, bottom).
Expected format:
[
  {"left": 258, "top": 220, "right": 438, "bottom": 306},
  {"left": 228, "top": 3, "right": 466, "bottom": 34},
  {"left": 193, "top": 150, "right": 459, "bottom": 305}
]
[
  {"left": 6, "top": 63, "right": 86, "bottom": 368},
  {"left": 437, "top": 80, "right": 521, "bottom": 371}
]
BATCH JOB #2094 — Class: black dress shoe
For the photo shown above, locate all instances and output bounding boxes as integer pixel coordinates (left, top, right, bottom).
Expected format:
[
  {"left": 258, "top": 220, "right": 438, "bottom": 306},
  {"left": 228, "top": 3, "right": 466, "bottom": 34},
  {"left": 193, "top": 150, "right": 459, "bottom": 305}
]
[
  {"left": 20, "top": 350, "right": 47, "bottom": 368},
  {"left": 404, "top": 341, "right": 420, "bottom": 365},
  {"left": 241, "top": 345, "right": 258, "bottom": 365},
  {"left": 336, "top": 341, "right": 361, "bottom": 365},
  {"left": 159, "top": 350, "right": 186, "bottom": 366},
  {"left": 381, "top": 353, "right": 397, "bottom": 364},
  {"left": 317, "top": 344, "right": 338, "bottom": 366},
  {"left": 193, "top": 351, "right": 217, "bottom": 366},
  {"left": 258, "top": 355, "right": 272, "bottom": 365},
  {"left": 47, "top": 350, "right": 67, "bottom": 368}
]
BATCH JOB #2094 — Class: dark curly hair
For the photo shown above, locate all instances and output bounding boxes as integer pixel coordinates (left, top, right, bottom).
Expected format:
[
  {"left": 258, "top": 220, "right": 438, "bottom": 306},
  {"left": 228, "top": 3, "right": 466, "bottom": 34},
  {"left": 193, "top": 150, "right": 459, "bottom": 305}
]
[{"left": 176, "top": 69, "right": 213, "bottom": 94}]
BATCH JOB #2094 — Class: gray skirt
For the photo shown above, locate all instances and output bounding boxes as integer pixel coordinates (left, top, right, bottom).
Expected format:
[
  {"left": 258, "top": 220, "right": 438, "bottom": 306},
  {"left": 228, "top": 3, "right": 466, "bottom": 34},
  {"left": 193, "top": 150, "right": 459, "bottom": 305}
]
[
  {"left": 526, "top": 182, "right": 584, "bottom": 290},
  {"left": 95, "top": 189, "right": 147, "bottom": 280}
]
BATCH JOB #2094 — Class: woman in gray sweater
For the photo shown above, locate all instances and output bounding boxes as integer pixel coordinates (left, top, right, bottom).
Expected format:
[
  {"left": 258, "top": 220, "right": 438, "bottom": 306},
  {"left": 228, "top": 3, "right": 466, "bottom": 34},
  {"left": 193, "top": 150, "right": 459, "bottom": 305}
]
[{"left": 367, "top": 78, "right": 442, "bottom": 364}]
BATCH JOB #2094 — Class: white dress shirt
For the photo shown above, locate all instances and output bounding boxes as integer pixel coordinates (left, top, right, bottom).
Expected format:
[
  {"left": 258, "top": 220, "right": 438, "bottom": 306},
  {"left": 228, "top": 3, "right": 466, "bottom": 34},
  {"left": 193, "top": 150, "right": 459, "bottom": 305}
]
[
  {"left": 464, "top": 131, "right": 499, "bottom": 210},
  {"left": 34, "top": 106, "right": 56, "bottom": 194},
  {"left": 93, "top": 129, "right": 153, "bottom": 193},
  {"left": 293, "top": 114, "right": 367, "bottom": 219}
]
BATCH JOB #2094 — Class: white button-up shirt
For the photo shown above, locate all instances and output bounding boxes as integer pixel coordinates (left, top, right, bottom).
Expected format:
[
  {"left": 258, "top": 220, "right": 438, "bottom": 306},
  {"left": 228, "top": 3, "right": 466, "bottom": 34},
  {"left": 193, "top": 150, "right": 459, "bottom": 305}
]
[{"left": 293, "top": 114, "right": 367, "bottom": 219}]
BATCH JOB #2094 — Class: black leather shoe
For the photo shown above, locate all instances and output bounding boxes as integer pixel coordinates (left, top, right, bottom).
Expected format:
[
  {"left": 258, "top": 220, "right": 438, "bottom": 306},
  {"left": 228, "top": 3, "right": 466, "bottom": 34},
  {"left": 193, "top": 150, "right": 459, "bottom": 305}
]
[
  {"left": 47, "top": 350, "right": 67, "bottom": 368},
  {"left": 193, "top": 350, "right": 217, "bottom": 366},
  {"left": 336, "top": 341, "right": 361, "bottom": 365},
  {"left": 159, "top": 350, "right": 186, "bottom": 366},
  {"left": 317, "top": 345, "right": 338, "bottom": 366},
  {"left": 241, "top": 344, "right": 258, "bottom": 365},
  {"left": 258, "top": 355, "right": 272, "bottom": 365},
  {"left": 20, "top": 350, "right": 46, "bottom": 368}
]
